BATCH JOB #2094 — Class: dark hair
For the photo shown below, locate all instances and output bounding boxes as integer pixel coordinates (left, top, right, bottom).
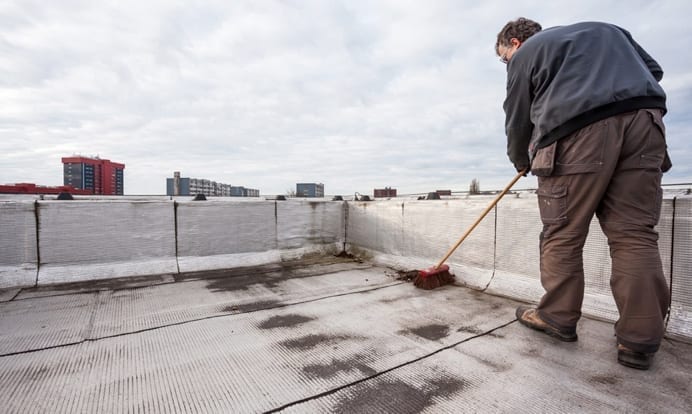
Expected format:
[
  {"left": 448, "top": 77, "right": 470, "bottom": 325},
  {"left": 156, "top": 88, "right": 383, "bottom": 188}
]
[{"left": 495, "top": 17, "right": 542, "bottom": 55}]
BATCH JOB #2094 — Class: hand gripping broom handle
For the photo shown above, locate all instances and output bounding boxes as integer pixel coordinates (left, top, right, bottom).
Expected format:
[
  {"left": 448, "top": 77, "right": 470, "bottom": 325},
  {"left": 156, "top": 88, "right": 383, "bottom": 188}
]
[{"left": 434, "top": 170, "right": 526, "bottom": 269}]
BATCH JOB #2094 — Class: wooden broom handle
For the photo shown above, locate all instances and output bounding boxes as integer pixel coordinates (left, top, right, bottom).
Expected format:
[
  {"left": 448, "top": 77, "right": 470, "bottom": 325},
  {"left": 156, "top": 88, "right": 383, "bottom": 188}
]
[{"left": 435, "top": 170, "right": 526, "bottom": 269}]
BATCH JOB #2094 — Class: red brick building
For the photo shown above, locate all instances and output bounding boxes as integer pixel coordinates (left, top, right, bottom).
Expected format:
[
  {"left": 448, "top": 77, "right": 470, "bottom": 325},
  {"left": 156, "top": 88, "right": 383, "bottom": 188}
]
[
  {"left": 62, "top": 156, "right": 125, "bottom": 195},
  {"left": 374, "top": 187, "right": 397, "bottom": 198}
]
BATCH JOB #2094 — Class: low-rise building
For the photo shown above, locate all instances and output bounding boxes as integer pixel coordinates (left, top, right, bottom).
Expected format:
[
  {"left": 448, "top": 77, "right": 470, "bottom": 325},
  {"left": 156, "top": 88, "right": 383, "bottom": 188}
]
[
  {"left": 296, "top": 183, "right": 324, "bottom": 198},
  {"left": 0, "top": 183, "right": 92, "bottom": 195},
  {"left": 374, "top": 187, "right": 397, "bottom": 198},
  {"left": 166, "top": 172, "right": 259, "bottom": 197}
]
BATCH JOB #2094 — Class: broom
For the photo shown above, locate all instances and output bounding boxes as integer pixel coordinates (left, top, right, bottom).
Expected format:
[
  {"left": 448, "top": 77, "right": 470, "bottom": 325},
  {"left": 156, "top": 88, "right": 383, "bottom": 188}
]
[{"left": 414, "top": 170, "right": 526, "bottom": 289}]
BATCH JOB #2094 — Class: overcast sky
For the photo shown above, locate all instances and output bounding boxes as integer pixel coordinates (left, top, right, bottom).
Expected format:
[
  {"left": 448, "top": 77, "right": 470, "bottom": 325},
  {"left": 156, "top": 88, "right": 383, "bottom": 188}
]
[{"left": 2, "top": 0, "right": 691, "bottom": 196}]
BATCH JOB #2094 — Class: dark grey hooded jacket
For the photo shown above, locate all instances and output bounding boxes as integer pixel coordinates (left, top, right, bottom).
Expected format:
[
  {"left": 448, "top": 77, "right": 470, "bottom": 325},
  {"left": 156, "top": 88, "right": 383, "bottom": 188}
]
[{"left": 503, "top": 21, "right": 667, "bottom": 167}]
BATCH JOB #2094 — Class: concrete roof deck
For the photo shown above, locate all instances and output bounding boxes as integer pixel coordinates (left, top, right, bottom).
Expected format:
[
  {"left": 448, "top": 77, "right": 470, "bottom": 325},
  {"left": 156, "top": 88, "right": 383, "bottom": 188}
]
[{"left": 1, "top": 255, "right": 690, "bottom": 413}]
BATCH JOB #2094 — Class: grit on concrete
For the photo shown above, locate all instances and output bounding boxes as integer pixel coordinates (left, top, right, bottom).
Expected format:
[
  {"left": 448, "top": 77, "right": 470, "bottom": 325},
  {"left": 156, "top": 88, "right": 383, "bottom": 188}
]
[{"left": 0, "top": 256, "right": 690, "bottom": 413}]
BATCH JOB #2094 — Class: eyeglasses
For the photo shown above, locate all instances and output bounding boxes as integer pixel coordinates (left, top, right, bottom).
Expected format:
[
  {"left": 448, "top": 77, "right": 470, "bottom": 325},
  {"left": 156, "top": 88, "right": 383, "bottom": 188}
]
[{"left": 499, "top": 41, "right": 520, "bottom": 64}]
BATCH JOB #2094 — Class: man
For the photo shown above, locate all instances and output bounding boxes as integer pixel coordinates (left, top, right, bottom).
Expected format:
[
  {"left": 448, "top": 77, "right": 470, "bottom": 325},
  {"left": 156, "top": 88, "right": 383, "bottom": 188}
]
[{"left": 496, "top": 18, "right": 672, "bottom": 370}]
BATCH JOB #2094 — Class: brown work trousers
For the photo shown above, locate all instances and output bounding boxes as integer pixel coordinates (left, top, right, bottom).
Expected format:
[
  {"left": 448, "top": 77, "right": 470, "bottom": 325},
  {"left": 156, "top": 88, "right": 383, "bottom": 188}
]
[{"left": 531, "top": 109, "right": 671, "bottom": 354}]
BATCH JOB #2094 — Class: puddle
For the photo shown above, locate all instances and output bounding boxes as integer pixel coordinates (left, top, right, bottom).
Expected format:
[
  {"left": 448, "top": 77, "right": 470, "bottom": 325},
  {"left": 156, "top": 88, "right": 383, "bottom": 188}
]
[
  {"left": 332, "top": 375, "right": 468, "bottom": 413},
  {"left": 206, "top": 276, "right": 255, "bottom": 293},
  {"left": 402, "top": 324, "right": 450, "bottom": 341},
  {"left": 19, "top": 274, "right": 174, "bottom": 296},
  {"left": 303, "top": 354, "right": 377, "bottom": 379},
  {"left": 202, "top": 259, "right": 364, "bottom": 293},
  {"left": 221, "top": 300, "right": 281, "bottom": 313},
  {"left": 205, "top": 272, "right": 284, "bottom": 293},
  {"left": 258, "top": 314, "right": 315, "bottom": 329},
  {"left": 589, "top": 374, "right": 620, "bottom": 385},
  {"left": 279, "top": 333, "right": 352, "bottom": 351},
  {"left": 456, "top": 325, "right": 484, "bottom": 335}
]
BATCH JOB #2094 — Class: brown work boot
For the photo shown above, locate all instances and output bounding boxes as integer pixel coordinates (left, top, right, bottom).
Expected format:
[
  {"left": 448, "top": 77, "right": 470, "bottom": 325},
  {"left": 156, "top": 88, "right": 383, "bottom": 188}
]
[
  {"left": 515, "top": 306, "right": 578, "bottom": 342},
  {"left": 617, "top": 344, "right": 653, "bottom": 370}
]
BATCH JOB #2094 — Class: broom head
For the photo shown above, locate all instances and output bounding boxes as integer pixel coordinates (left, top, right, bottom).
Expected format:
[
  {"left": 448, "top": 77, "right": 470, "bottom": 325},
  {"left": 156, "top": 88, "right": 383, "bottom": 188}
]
[{"left": 414, "top": 264, "right": 455, "bottom": 290}]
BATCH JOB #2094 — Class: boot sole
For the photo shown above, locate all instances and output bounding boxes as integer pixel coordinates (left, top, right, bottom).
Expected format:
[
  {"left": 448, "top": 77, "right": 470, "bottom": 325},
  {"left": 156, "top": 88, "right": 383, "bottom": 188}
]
[
  {"left": 516, "top": 306, "right": 578, "bottom": 342},
  {"left": 618, "top": 349, "right": 651, "bottom": 370}
]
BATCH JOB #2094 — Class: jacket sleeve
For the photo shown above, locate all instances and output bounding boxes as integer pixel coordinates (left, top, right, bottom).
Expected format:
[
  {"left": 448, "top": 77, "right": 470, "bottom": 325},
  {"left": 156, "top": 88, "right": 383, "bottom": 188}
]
[
  {"left": 618, "top": 27, "right": 664, "bottom": 81},
  {"left": 503, "top": 65, "right": 533, "bottom": 171}
]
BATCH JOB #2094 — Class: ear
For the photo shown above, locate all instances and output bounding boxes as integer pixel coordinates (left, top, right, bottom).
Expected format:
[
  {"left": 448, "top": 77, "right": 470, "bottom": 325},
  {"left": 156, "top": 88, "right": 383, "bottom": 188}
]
[{"left": 510, "top": 38, "right": 522, "bottom": 47}]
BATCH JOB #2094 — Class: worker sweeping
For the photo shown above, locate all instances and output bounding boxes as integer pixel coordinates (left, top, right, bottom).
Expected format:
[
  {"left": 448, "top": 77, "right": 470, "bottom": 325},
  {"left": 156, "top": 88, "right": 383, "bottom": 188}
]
[{"left": 496, "top": 18, "right": 672, "bottom": 370}]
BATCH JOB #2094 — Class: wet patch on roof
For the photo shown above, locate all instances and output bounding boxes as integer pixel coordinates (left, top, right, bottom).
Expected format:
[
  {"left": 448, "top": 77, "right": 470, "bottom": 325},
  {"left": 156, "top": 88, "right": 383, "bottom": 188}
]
[
  {"left": 204, "top": 272, "right": 285, "bottom": 293},
  {"left": 279, "top": 333, "right": 353, "bottom": 351},
  {"left": 456, "top": 325, "right": 484, "bottom": 335},
  {"left": 466, "top": 288, "right": 491, "bottom": 302},
  {"left": 334, "top": 251, "right": 356, "bottom": 260},
  {"left": 332, "top": 374, "right": 468, "bottom": 413},
  {"left": 17, "top": 274, "right": 175, "bottom": 297},
  {"left": 589, "top": 374, "right": 621, "bottom": 385},
  {"left": 182, "top": 254, "right": 362, "bottom": 281},
  {"left": 177, "top": 263, "right": 279, "bottom": 282},
  {"left": 208, "top": 277, "right": 253, "bottom": 293},
  {"left": 222, "top": 300, "right": 281, "bottom": 313},
  {"left": 395, "top": 270, "right": 419, "bottom": 282},
  {"left": 258, "top": 314, "right": 315, "bottom": 330},
  {"left": 428, "top": 376, "right": 471, "bottom": 397},
  {"left": 378, "top": 290, "right": 417, "bottom": 304},
  {"left": 201, "top": 260, "right": 367, "bottom": 293},
  {"left": 303, "top": 354, "right": 377, "bottom": 380},
  {"left": 401, "top": 324, "right": 450, "bottom": 341},
  {"left": 378, "top": 296, "right": 400, "bottom": 304}
]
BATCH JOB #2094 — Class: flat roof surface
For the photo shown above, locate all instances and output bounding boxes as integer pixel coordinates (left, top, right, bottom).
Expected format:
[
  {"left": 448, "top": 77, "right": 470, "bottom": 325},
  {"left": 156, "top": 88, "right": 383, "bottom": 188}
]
[{"left": 1, "top": 256, "right": 690, "bottom": 413}]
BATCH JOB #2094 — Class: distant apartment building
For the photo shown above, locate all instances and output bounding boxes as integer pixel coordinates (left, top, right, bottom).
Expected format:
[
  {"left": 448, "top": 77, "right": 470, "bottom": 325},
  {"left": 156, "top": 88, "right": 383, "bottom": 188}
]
[
  {"left": 62, "top": 156, "right": 125, "bottom": 195},
  {"left": 374, "top": 187, "right": 397, "bottom": 198},
  {"left": 229, "top": 186, "right": 260, "bottom": 197},
  {"left": 167, "top": 172, "right": 259, "bottom": 197},
  {"left": 296, "top": 183, "right": 324, "bottom": 198}
]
